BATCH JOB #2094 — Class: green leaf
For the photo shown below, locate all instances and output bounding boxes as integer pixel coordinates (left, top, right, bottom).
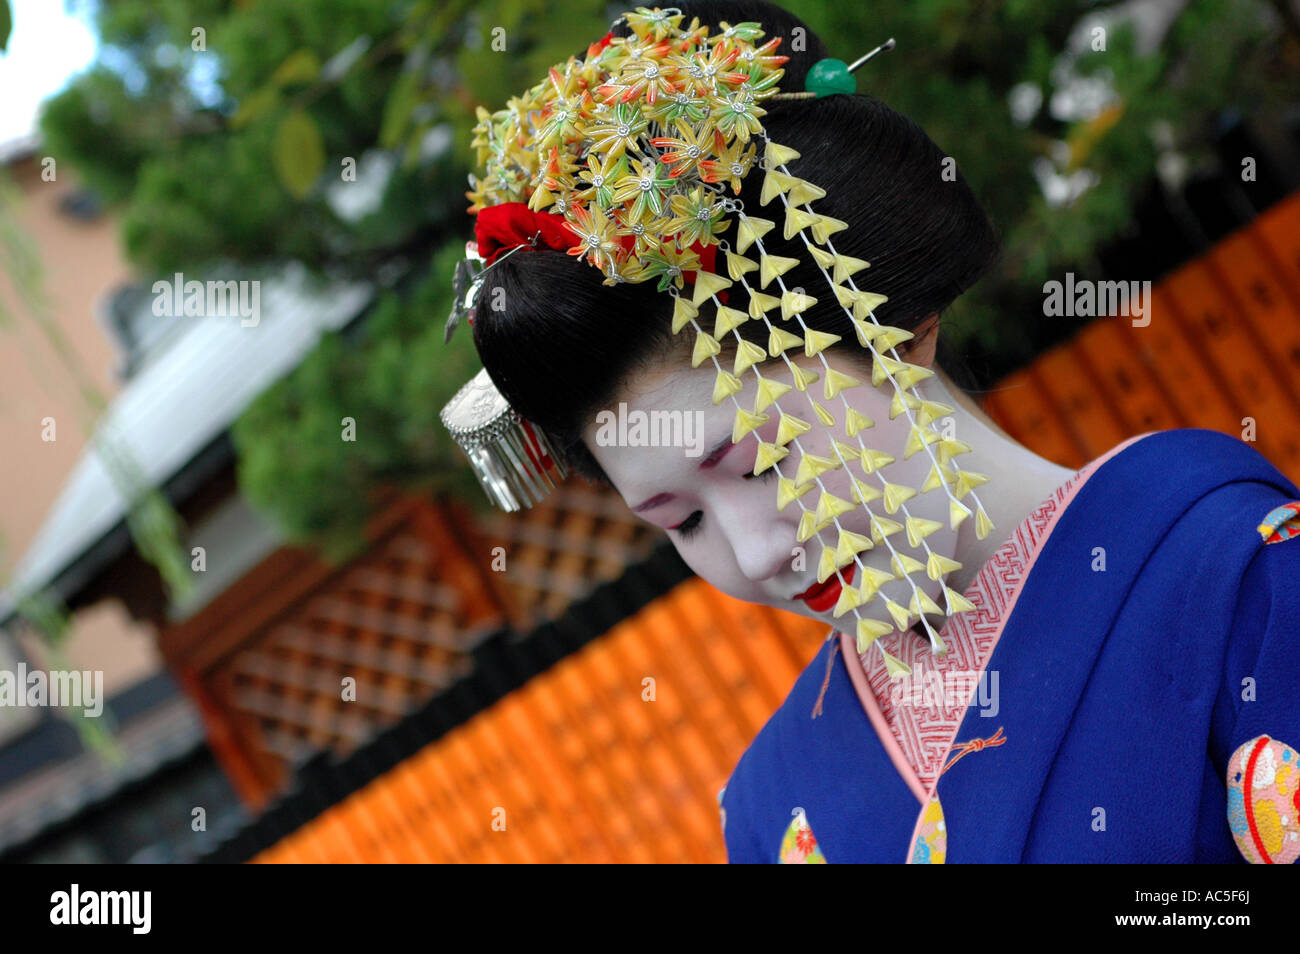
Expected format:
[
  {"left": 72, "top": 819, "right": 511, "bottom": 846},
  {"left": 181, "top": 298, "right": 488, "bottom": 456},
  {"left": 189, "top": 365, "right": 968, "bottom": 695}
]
[
  {"left": 273, "top": 109, "right": 325, "bottom": 199},
  {"left": 270, "top": 48, "right": 322, "bottom": 87},
  {"left": 0, "top": 0, "right": 11, "bottom": 53},
  {"left": 379, "top": 67, "right": 421, "bottom": 149},
  {"left": 230, "top": 84, "right": 281, "bottom": 129},
  {"left": 15, "top": 588, "right": 71, "bottom": 645}
]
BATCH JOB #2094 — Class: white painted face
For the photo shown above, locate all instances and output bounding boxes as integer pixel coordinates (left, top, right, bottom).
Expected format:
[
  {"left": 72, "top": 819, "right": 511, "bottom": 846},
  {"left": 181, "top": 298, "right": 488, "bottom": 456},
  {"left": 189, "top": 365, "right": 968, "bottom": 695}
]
[{"left": 583, "top": 335, "right": 958, "bottom": 630}]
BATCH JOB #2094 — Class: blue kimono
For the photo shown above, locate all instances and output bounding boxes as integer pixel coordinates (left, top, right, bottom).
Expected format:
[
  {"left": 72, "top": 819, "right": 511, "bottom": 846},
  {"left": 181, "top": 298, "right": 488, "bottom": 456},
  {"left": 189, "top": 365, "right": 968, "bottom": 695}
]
[{"left": 719, "top": 428, "right": 1300, "bottom": 863}]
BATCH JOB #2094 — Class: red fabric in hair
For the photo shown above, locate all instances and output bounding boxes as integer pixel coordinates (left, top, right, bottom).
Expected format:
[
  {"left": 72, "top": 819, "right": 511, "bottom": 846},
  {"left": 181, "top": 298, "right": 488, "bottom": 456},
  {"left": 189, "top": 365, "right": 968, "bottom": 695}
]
[
  {"left": 474, "top": 202, "right": 574, "bottom": 265},
  {"left": 473, "top": 201, "right": 725, "bottom": 299}
]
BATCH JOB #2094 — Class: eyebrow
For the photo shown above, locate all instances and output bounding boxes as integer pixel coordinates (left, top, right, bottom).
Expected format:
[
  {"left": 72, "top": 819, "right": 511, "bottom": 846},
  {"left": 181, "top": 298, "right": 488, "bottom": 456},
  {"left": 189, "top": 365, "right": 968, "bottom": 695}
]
[{"left": 629, "top": 432, "right": 735, "bottom": 513}]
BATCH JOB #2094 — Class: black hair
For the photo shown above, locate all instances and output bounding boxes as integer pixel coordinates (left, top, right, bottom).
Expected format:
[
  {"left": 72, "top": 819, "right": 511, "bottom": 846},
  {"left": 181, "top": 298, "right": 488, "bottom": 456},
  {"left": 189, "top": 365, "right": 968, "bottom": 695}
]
[{"left": 472, "top": 0, "right": 1000, "bottom": 483}]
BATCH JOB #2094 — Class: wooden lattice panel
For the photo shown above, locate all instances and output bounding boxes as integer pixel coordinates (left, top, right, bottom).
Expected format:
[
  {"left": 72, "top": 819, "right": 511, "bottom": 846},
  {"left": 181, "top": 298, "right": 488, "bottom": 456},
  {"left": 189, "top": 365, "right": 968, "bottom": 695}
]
[
  {"left": 171, "top": 483, "right": 664, "bottom": 807},
  {"left": 168, "top": 496, "right": 508, "bottom": 805},
  {"left": 218, "top": 536, "right": 484, "bottom": 765},
  {"left": 473, "top": 482, "right": 665, "bottom": 629}
]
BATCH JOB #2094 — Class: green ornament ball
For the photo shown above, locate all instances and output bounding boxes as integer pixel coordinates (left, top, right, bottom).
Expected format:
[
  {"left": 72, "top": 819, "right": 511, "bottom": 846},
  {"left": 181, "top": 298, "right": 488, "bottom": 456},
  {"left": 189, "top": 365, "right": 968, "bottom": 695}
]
[{"left": 806, "top": 58, "right": 855, "bottom": 97}]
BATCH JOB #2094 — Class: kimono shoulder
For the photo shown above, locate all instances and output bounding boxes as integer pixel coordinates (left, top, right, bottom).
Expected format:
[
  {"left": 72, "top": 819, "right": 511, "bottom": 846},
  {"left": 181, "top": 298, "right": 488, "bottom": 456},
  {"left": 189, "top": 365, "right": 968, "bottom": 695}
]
[{"left": 720, "top": 428, "right": 1300, "bottom": 863}]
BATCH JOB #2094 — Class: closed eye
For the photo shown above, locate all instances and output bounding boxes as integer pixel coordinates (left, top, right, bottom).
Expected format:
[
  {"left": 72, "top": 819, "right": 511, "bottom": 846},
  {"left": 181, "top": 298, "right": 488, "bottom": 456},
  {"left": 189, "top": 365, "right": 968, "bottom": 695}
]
[
  {"left": 672, "top": 467, "right": 775, "bottom": 539},
  {"left": 670, "top": 511, "right": 703, "bottom": 539}
]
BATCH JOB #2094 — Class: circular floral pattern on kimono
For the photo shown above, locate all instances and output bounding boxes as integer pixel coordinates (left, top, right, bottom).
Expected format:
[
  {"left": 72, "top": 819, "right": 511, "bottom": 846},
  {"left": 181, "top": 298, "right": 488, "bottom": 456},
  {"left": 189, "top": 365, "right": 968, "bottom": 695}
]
[{"left": 1227, "top": 734, "right": 1300, "bottom": 864}]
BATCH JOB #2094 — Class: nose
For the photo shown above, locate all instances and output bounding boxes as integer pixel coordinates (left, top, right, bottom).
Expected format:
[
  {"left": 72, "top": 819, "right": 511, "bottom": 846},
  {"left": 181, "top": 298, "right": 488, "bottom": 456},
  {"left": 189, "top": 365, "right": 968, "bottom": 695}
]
[{"left": 715, "top": 497, "right": 793, "bottom": 584}]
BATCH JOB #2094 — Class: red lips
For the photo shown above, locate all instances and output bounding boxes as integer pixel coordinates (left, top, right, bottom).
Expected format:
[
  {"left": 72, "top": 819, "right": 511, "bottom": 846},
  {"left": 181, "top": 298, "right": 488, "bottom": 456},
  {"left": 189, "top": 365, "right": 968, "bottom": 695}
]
[{"left": 794, "top": 563, "right": 856, "bottom": 614}]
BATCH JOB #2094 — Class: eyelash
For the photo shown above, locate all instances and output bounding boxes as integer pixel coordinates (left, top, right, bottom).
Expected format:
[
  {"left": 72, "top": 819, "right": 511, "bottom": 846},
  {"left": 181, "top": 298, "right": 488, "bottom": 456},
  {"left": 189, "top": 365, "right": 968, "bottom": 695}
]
[
  {"left": 672, "top": 512, "right": 704, "bottom": 539},
  {"left": 669, "top": 467, "right": 776, "bottom": 540}
]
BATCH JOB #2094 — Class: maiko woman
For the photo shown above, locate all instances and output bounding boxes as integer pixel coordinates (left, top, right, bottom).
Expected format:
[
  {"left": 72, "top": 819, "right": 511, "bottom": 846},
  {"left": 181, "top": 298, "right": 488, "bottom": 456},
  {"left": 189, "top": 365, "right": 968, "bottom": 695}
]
[{"left": 443, "top": 0, "right": 1300, "bottom": 863}]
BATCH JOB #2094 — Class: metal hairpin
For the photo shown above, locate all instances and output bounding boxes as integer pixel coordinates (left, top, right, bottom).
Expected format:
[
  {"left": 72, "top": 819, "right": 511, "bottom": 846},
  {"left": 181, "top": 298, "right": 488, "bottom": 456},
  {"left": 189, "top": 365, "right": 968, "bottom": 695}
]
[
  {"left": 444, "top": 234, "right": 537, "bottom": 344},
  {"left": 770, "top": 36, "right": 896, "bottom": 101},
  {"left": 846, "top": 37, "right": 896, "bottom": 73}
]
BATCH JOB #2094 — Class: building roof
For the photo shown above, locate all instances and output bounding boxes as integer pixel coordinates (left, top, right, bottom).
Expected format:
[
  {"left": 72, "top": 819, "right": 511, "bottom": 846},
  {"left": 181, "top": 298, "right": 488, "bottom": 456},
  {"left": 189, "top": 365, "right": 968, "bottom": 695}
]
[
  {"left": 0, "top": 263, "right": 374, "bottom": 628},
  {"left": 0, "top": 686, "right": 208, "bottom": 856}
]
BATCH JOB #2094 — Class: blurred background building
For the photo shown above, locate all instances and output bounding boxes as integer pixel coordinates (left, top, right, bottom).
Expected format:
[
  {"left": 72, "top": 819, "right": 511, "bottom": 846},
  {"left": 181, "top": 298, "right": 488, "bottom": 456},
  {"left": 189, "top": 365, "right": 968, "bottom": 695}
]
[{"left": 0, "top": 0, "right": 1298, "bottom": 862}]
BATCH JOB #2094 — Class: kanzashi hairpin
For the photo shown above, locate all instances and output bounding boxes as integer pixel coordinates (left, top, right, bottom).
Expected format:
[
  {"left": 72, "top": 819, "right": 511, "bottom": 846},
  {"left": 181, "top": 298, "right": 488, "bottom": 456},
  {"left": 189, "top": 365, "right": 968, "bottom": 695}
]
[
  {"left": 443, "top": 6, "right": 994, "bottom": 674},
  {"left": 439, "top": 367, "right": 569, "bottom": 511},
  {"left": 444, "top": 232, "right": 544, "bottom": 344},
  {"left": 770, "top": 36, "right": 895, "bottom": 100}
]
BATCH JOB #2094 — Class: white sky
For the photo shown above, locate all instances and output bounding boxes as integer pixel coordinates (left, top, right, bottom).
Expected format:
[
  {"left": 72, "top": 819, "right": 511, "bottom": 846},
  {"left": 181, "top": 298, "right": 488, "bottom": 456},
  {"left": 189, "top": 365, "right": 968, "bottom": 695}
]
[{"left": 0, "top": 0, "right": 98, "bottom": 145}]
